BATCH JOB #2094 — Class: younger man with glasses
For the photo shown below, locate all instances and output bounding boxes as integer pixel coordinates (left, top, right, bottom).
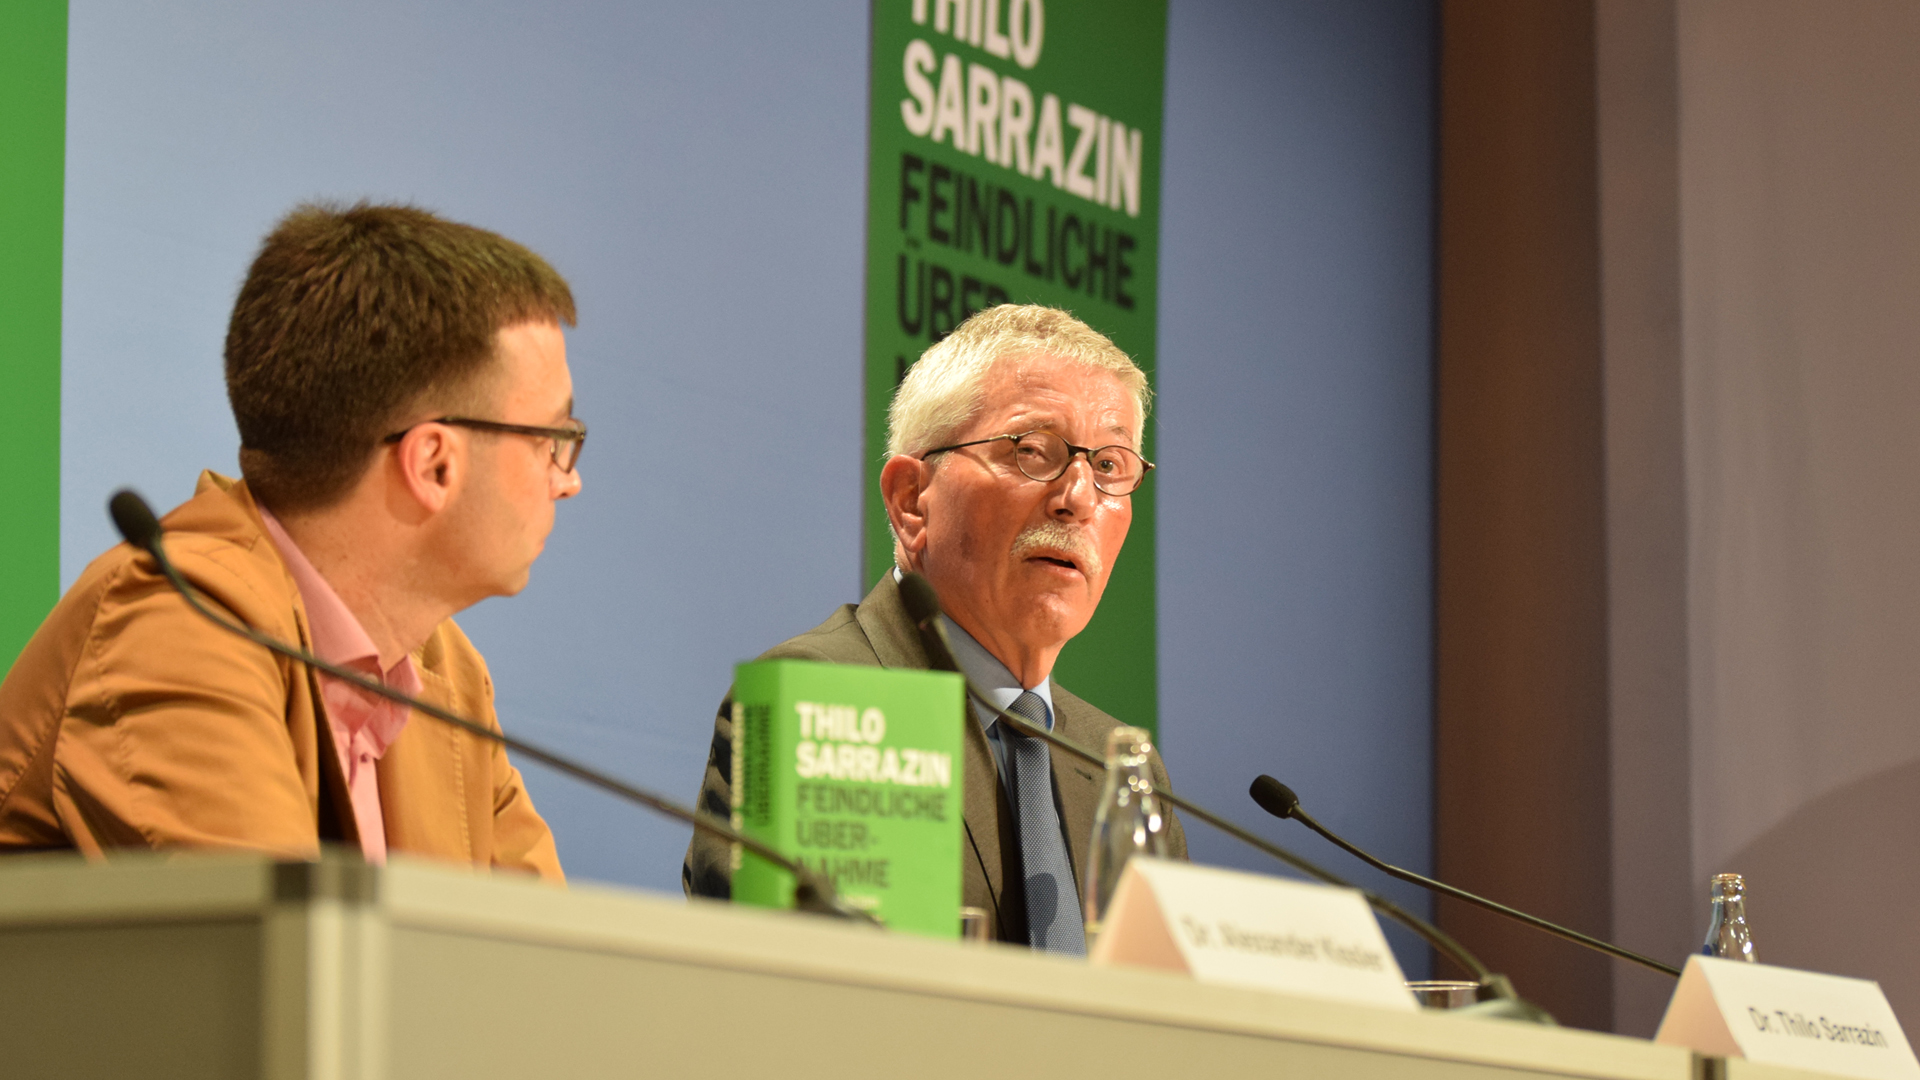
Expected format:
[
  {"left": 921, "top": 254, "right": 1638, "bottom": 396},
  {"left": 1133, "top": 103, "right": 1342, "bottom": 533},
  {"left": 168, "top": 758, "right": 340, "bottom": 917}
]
[
  {"left": 0, "top": 203, "right": 579, "bottom": 877},
  {"left": 684, "top": 304, "right": 1184, "bottom": 951}
]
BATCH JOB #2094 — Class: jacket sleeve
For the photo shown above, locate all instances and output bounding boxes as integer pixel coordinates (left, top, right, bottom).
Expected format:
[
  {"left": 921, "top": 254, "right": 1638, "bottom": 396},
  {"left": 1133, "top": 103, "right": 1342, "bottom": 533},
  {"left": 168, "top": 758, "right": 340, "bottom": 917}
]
[
  {"left": 681, "top": 692, "right": 739, "bottom": 899},
  {"left": 487, "top": 736, "right": 565, "bottom": 882},
  {"left": 54, "top": 543, "right": 322, "bottom": 858},
  {"left": 681, "top": 640, "right": 844, "bottom": 899}
]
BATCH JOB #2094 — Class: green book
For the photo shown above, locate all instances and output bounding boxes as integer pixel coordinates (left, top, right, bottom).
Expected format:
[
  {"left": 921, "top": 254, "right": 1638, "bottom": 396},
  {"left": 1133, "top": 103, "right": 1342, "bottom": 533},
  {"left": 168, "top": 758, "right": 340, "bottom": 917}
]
[{"left": 730, "top": 659, "right": 966, "bottom": 938}]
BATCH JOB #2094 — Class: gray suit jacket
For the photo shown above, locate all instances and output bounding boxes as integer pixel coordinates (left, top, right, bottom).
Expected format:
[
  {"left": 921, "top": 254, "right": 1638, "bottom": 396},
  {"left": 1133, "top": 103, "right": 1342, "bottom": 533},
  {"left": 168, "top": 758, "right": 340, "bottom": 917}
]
[{"left": 682, "top": 573, "right": 1186, "bottom": 943}]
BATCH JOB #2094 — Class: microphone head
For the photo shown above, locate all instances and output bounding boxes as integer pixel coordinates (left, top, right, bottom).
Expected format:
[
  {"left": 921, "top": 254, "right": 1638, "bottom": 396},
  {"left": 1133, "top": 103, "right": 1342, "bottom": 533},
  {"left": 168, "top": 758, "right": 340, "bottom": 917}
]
[
  {"left": 898, "top": 571, "right": 944, "bottom": 626},
  {"left": 109, "top": 489, "right": 163, "bottom": 554},
  {"left": 1249, "top": 774, "right": 1301, "bottom": 820}
]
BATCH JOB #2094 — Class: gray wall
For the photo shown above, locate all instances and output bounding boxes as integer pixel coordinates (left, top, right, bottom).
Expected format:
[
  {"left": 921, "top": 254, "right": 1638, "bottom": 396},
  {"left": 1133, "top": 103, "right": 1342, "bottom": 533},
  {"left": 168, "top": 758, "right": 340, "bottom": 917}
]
[
  {"left": 59, "top": 0, "right": 1437, "bottom": 971},
  {"left": 1677, "top": 0, "right": 1920, "bottom": 1026},
  {"left": 1489, "top": 0, "right": 1920, "bottom": 1033}
]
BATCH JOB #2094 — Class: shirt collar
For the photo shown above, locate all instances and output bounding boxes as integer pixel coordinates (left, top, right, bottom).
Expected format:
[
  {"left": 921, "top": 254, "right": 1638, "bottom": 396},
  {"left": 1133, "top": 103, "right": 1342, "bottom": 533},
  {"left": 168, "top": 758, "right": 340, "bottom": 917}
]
[
  {"left": 259, "top": 509, "right": 420, "bottom": 730},
  {"left": 894, "top": 567, "right": 1055, "bottom": 731}
]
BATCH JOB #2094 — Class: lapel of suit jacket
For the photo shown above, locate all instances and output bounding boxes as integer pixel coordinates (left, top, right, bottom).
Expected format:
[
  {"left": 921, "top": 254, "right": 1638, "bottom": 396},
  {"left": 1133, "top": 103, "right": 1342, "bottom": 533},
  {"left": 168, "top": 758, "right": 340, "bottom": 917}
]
[
  {"left": 855, "top": 574, "right": 1007, "bottom": 926},
  {"left": 378, "top": 660, "right": 476, "bottom": 864},
  {"left": 1048, "top": 687, "right": 1108, "bottom": 887}
]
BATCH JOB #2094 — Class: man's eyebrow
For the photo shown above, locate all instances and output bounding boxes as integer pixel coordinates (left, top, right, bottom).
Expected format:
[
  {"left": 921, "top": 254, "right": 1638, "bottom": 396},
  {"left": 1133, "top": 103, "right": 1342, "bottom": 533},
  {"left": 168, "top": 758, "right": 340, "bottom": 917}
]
[
  {"left": 1015, "top": 416, "right": 1137, "bottom": 444},
  {"left": 552, "top": 397, "right": 574, "bottom": 423}
]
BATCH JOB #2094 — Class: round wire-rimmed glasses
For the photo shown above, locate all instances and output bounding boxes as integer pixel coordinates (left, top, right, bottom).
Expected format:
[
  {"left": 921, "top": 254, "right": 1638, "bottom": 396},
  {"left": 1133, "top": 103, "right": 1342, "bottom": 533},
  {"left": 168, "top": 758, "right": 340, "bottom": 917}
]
[
  {"left": 382, "top": 416, "right": 588, "bottom": 473},
  {"left": 918, "top": 429, "right": 1153, "bottom": 496}
]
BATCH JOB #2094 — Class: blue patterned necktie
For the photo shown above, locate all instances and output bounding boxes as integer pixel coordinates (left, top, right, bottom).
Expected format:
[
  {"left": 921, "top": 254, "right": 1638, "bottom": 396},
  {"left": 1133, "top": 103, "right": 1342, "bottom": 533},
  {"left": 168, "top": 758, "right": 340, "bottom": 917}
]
[{"left": 1003, "top": 691, "right": 1086, "bottom": 956}]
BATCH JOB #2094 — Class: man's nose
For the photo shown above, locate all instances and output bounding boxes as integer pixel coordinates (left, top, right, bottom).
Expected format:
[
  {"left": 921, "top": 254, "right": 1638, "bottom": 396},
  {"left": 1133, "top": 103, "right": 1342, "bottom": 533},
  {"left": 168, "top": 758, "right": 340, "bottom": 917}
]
[
  {"left": 1048, "top": 455, "right": 1097, "bottom": 517},
  {"left": 554, "top": 464, "right": 583, "bottom": 500}
]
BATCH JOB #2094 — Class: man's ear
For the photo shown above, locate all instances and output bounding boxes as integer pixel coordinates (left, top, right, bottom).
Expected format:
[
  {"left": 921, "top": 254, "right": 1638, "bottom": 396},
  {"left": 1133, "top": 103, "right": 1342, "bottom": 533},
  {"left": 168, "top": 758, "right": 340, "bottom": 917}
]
[
  {"left": 879, "top": 454, "right": 932, "bottom": 562},
  {"left": 391, "top": 423, "right": 463, "bottom": 516}
]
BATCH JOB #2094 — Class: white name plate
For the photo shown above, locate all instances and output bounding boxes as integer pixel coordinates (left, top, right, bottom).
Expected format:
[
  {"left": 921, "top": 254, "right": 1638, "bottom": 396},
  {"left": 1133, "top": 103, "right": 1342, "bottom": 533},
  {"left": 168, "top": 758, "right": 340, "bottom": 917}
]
[
  {"left": 1655, "top": 955, "right": 1920, "bottom": 1079},
  {"left": 1089, "top": 857, "right": 1416, "bottom": 1011}
]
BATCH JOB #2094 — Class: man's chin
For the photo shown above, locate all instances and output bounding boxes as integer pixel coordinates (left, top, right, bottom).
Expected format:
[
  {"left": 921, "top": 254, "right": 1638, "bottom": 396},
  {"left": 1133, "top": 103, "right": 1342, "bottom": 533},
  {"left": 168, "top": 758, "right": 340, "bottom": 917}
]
[
  {"left": 1012, "top": 588, "right": 1099, "bottom": 643},
  {"left": 1020, "top": 566, "right": 1111, "bottom": 619},
  {"left": 478, "top": 567, "right": 535, "bottom": 603}
]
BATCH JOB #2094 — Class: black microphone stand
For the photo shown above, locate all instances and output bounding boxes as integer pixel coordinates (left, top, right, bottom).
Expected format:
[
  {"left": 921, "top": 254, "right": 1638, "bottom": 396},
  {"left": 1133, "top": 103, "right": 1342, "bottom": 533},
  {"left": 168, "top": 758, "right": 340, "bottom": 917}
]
[
  {"left": 1250, "top": 776, "right": 1680, "bottom": 977},
  {"left": 896, "top": 573, "right": 1553, "bottom": 1022},
  {"left": 107, "top": 490, "right": 878, "bottom": 927}
]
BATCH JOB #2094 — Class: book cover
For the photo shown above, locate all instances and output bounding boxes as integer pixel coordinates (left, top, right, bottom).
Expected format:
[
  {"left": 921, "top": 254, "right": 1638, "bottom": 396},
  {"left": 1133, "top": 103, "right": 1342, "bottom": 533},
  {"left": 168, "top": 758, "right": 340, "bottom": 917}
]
[{"left": 730, "top": 659, "right": 966, "bottom": 938}]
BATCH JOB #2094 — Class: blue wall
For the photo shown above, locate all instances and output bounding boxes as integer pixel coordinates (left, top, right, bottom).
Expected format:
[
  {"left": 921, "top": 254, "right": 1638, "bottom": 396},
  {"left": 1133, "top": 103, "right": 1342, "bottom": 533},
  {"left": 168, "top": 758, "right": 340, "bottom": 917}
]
[
  {"left": 61, "top": 0, "right": 1435, "bottom": 973},
  {"left": 1157, "top": 0, "right": 1436, "bottom": 972}
]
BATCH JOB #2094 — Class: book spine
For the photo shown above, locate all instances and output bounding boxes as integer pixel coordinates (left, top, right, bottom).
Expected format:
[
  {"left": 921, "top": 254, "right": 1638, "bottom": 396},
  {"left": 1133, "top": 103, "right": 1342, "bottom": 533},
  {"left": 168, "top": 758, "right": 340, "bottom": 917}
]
[
  {"left": 731, "top": 674, "right": 790, "bottom": 907},
  {"left": 728, "top": 701, "right": 745, "bottom": 875}
]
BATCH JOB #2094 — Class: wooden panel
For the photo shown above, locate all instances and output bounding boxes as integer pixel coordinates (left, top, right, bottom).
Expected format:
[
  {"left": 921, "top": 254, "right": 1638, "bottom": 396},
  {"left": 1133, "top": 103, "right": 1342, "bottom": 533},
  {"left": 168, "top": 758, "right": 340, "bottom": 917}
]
[{"left": 1435, "top": 0, "right": 1615, "bottom": 1031}]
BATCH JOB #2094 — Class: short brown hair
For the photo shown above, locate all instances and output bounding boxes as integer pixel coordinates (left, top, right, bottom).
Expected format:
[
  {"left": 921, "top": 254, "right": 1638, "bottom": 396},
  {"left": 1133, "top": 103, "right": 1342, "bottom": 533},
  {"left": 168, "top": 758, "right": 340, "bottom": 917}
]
[{"left": 225, "top": 202, "right": 577, "bottom": 512}]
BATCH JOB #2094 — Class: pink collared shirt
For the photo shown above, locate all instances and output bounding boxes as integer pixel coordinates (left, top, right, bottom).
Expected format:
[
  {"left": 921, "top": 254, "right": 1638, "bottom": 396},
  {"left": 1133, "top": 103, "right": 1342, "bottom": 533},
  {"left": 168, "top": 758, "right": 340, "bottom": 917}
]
[{"left": 259, "top": 509, "right": 418, "bottom": 864}]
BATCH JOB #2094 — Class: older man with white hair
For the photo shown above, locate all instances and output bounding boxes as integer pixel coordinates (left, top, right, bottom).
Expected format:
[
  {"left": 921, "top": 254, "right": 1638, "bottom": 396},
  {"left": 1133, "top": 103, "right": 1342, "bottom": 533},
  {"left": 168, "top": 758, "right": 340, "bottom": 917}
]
[{"left": 683, "top": 304, "right": 1185, "bottom": 953}]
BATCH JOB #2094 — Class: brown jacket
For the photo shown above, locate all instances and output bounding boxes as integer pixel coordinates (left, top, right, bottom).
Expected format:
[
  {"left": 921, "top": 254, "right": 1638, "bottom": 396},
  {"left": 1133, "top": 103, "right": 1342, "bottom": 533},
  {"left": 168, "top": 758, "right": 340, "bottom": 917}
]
[
  {"left": 683, "top": 573, "right": 1184, "bottom": 941},
  {"left": 0, "top": 472, "right": 562, "bottom": 879}
]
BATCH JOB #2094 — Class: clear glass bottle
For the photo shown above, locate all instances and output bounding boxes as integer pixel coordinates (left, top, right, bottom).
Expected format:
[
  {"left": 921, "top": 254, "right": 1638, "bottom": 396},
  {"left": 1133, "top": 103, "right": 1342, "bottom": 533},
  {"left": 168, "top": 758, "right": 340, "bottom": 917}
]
[
  {"left": 1702, "top": 872, "right": 1757, "bottom": 961},
  {"left": 1083, "top": 725, "right": 1170, "bottom": 942}
]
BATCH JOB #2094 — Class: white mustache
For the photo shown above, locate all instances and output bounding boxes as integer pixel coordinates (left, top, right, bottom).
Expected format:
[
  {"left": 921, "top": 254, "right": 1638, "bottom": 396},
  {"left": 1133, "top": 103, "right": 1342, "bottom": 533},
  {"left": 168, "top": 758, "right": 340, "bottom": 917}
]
[{"left": 1010, "top": 522, "right": 1102, "bottom": 578}]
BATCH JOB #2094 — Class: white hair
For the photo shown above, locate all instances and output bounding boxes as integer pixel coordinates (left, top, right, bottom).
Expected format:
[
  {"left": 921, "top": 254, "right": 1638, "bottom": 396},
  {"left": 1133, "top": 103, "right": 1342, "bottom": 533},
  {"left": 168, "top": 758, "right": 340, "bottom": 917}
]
[
  {"left": 886, "top": 304, "right": 1151, "bottom": 458},
  {"left": 885, "top": 305, "right": 1151, "bottom": 569}
]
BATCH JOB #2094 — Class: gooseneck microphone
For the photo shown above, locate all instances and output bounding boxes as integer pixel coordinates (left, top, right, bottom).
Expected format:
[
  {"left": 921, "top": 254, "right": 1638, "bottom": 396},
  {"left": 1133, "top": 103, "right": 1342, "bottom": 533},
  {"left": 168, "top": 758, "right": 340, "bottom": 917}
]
[
  {"left": 896, "top": 573, "right": 1552, "bottom": 1021},
  {"left": 107, "top": 489, "right": 876, "bottom": 926},
  {"left": 1249, "top": 775, "right": 1680, "bottom": 978}
]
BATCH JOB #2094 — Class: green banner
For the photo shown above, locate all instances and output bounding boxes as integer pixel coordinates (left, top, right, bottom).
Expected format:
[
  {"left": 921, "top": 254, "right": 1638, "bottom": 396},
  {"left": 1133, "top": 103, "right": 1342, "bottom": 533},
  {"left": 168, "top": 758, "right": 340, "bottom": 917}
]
[
  {"left": 0, "top": 2, "right": 67, "bottom": 676},
  {"left": 863, "top": 0, "right": 1167, "bottom": 731}
]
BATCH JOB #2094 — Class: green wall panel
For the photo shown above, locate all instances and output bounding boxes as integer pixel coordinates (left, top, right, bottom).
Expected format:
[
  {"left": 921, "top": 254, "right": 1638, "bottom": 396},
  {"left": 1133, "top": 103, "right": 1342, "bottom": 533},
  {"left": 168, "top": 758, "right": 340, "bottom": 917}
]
[{"left": 0, "top": 2, "right": 67, "bottom": 674}]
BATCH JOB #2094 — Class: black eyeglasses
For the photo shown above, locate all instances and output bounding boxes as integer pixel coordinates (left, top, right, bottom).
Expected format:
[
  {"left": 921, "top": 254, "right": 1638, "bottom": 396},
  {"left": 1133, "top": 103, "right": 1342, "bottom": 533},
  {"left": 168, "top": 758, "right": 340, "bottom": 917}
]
[
  {"left": 382, "top": 416, "right": 588, "bottom": 473},
  {"left": 918, "top": 429, "right": 1153, "bottom": 496}
]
